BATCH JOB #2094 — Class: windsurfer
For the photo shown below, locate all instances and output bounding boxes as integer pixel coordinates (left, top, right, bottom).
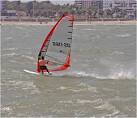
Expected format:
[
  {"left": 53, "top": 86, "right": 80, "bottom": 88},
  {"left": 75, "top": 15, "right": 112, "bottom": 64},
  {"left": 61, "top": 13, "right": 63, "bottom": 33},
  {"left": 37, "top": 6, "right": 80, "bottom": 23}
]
[{"left": 38, "top": 56, "right": 51, "bottom": 75}]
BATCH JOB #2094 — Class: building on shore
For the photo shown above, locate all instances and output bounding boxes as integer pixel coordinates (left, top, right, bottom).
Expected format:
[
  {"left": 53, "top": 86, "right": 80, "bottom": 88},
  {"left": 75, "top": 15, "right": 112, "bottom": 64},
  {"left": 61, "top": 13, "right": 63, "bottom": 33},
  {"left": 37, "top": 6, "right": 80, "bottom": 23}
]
[
  {"left": 103, "top": 0, "right": 136, "bottom": 19},
  {"left": 75, "top": 0, "right": 136, "bottom": 10},
  {"left": 1, "top": 0, "right": 136, "bottom": 21},
  {"left": 1, "top": 10, "right": 27, "bottom": 17},
  {"left": 1, "top": 10, "right": 17, "bottom": 16},
  {"left": 75, "top": 0, "right": 103, "bottom": 10},
  {"left": 75, "top": 0, "right": 136, "bottom": 19},
  {"left": 103, "top": 0, "right": 113, "bottom": 10},
  {"left": 110, "top": 0, "right": 136, "bottom": 10}
]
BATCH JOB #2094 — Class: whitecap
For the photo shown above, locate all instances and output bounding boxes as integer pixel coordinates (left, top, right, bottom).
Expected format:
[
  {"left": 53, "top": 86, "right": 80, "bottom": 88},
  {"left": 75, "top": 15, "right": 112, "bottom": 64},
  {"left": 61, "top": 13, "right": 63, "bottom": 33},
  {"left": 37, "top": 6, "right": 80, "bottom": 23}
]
[
  {"left": 5, "top": 37, "right": 13, "bottom": 40},
  {"left": 21, "top": 55, "right": 35, "bottom": 60},
  {"left": 78, "top": 83, "right": 98, "bottom": 92},
  {"left": 111, "top": 51, "right": 125, "bottom": 55},
  {"left": 116, "top": 33, "right": 130, "bottom": 38},
  {"left": 95, "top": 102, "right": 114, "bottom": 110},
  {"left": 10, "top": 60, "right": 18, "bottom": 63},
  {"left": 95, "top": 101, "right": 120, "bottom": 117},
  {"left": 81, "top": 28, "right": 96, "bottom": 31},
  {"left": 57, "top": 86, "right": 67, "bottom": 90},
  {"left": 15, "top": 26, "right": 26, "bottom": 30},
  {"left": 105, "top": 110, "right": 120, "bottom": 117},
  {"left": 12, "top": 70, "right": 20, "bottom": 73},
  {"left": 2, "top": 53, "right": 17, "bottom": 57},
  {"left": 70, "top": 70, "right": 135, "bottom": 80},
  {"left": 14, "top": 81, "right": 40, "bottom": 94},
  {"left": 77, "top": 99, "right": 96, "bottom": 104},
  {"left": 72, "top": 71, "right": 107, "bottom": 79},
  {"left": 3, "top": 48, "right": 18, "bottom": 51},
  {"left": 1, "top": 106, "right": 12, "bottom": 112},
  {"left": 108, "top": 70, "right": 135, "bottom": 80},
  {"left": 59, "top": 100, "right": 73, "bottom": 104}
]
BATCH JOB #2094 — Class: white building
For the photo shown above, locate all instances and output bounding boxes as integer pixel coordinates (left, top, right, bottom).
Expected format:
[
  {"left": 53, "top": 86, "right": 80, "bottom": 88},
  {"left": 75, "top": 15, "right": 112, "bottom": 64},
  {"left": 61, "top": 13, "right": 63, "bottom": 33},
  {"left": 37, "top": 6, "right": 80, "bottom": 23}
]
[
  {"left": 103, "top": 0, "right": 136, "bottom": 10},
  {"left": 103, "top": 0, "right": 136, "bottom": 19},
  {"left": 75, "top": 0, "right": 103, "bottom": 10},
  {"left": 103, "top": 0, "right": 113, "bottom": 10}
]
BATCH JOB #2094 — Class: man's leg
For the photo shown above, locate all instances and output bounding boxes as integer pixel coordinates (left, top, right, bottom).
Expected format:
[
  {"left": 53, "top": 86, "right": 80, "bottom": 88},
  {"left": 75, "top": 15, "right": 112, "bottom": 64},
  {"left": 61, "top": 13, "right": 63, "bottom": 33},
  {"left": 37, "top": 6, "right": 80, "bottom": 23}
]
[
  {"left": 45, "top": 66, "right": 52, "bottom": 75},
  {"left": 45, "top": 66, "right": 50, "bottom": 73},
  {"left": 42, "top": 70, "right": 44, "bottom": 75}
]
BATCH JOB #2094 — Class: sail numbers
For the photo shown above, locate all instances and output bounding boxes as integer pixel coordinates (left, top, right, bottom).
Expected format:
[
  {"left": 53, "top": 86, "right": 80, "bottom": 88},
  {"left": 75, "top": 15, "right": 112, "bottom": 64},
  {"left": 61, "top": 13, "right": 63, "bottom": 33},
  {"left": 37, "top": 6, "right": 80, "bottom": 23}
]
[{"left": 52, "top": 42, "right": 71, "bottom": 48}]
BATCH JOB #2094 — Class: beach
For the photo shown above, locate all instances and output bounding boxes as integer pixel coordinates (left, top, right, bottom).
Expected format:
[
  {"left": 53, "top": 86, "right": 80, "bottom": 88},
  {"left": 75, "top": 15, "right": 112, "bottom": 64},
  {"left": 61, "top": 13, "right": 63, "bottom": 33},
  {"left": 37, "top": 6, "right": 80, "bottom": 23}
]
[{"left": 1, "top": 20, "right": 137, "bottom": 26}]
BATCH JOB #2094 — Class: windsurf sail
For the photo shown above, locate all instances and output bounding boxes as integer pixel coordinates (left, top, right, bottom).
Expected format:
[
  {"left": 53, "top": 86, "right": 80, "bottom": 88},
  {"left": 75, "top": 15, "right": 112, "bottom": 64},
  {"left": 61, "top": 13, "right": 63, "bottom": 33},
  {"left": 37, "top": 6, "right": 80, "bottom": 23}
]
[{"left": 37, "top": 14, "right": 74, "bottom": 73}]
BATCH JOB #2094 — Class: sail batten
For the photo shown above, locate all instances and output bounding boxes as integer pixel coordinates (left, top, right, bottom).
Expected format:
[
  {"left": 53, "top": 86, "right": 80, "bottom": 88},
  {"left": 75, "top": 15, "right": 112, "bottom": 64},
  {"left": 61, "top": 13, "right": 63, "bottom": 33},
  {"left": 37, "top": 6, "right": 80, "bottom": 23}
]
[{"left": 37, "top": 14, "right": 74, "bottom": 73}]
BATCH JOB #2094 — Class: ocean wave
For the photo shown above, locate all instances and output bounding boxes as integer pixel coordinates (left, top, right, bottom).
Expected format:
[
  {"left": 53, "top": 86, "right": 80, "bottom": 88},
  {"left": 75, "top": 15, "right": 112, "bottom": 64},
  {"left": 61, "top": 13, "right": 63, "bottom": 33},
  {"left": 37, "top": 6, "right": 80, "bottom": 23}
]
[
  {"left": 68, "top": 71, "right": 107, "bottom": 79},
  {"left": 1, "top": 106, "right": 12, "bottom": 112},
  {"left": 111, "top": 51, "right": 125, "bottom": 55},
  {"left": 76, "top": 99, "right": 100, "bottom": 104},
  {"left": 95, "top": 102, "right": 120, "bottom": 117},
  {"left": 92, "top": 99, "right": 120, "bottom": 117},
  {"left": 108, "top": 70, "right": 135, "bottom": 80},
  {"left": 9, "top": 60, "right": 19, "bottom": 63},
  {"left": 23, "top": 68, "right": 135, "bottom": 80},
  {"left": 59, "top": 98, "right": 103, "bottom": 105},
  {"left": 108, "top": 96, "right": 134, "bottom": 102},
  {"left": 57, "top": 84, "right": 97, "bottom": 93},
  {"left": 54, "top": 70, "right": 135, "bottom": 80},
  {"left": 10, "top": 80, "right": 40, "bottom": 94},
  {"left": 21, "top": 55, "right": 35, "bottom": 60},
  {"left": 116, "top": 33, "right": 131, "bottom": 38},
  {"left": 5, "top": 37, "right": 13, "bottom": 40},
  {"left": 15, "top": 26, "right": 26, "bottom": 30},
  {"left": 2, "top": 48, "right": 18, "bottom": 51},
  {"left": 2, "top": 53, "right": 18, "bottom": 57},
  {"left": 80, "top": 28, "right": 96, "bottom": 31},
  {"left": 2, "top": 48, "right": 33, "bottom": 51}
]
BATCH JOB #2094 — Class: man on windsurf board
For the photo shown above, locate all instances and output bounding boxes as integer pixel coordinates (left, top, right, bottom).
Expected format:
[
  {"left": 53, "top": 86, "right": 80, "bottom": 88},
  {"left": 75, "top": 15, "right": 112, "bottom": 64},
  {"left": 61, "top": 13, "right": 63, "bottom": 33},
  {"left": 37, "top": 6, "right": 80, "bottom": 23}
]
[{"left": 38, "top": 56, "right": 51, "bottom": 75}]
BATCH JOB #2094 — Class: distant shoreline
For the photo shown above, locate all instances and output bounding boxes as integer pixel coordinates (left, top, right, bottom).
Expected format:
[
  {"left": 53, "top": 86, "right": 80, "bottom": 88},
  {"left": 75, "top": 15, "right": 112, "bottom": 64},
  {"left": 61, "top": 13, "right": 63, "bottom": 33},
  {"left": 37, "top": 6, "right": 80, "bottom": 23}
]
[{"left": 1, "top": 20, "right": 136, "bottom": 26}]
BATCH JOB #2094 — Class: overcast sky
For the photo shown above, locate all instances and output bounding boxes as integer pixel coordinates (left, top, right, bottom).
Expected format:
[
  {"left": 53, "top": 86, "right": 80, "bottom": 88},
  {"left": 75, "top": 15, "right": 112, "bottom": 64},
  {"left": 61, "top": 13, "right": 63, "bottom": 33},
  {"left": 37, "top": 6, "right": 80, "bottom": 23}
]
[{"left": 7, "top": 0, "right": 74, "bottom": 5}]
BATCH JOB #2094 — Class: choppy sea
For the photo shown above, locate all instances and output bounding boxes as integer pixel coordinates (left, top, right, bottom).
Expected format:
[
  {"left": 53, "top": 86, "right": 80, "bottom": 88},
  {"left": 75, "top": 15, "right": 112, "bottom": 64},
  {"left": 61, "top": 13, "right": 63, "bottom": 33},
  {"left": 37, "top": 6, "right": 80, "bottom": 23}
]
[{"left": 1, "top": 24, "right": 136, "bottom": 117}]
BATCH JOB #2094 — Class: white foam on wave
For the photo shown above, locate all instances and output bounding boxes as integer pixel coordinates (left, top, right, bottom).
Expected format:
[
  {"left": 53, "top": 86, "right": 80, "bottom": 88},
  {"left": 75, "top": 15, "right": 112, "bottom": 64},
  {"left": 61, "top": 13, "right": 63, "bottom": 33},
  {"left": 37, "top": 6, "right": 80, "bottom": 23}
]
[
  {"left": 57, "top": 85, "right": 97, "bottom": 93},
  {"left": 12, "top": 80, "right": 40, "bottom": 94},
  {"left": 71, "top": 71, "right": 107, "bottom": 79},
  {"left": 76, "top": 99, "right": 98, "bottom": 104},
  {"left": 59, "top": 100, "right": 73, "bottom": 104},
  {"left": 95, "top": 102, "right": 114, "bottom": 110},
  {"left": 5, "top": 37, "right": 13, "bottom": 40},
  {"left": 57, "top": 86, "right": 67, "bottom": 90},
  {"left": 2, "top": 53, "right": 17, "bottom": 57},
  {"left": 95, "top": 101, "right": 120, "bottom": 117},
  {"left": 78, "top": 82, "right": 98, "bottom": 92},
  {"left": 23, "top": 68, "right": 135, "bottom": 80},
  {"left": 116, "top": 33, "right": 131, "bottom": 38},
  {"left": 15, "top": 26, "right": 26, "bottom": 30},
  {"left": 10, "top": 60, "right": 19, "bottom": 63},
  {"left": 21, "top": 55, "right": 35, "bottom": 60},
  {"left": 1, "top": 106, "right": 12, "bottom": 112},
  {"left": 46, "top": 69, "right": 135, "bottom": 80},
  {"left": 111, "top": 51, "right": 125, "bottom": 55},
  {"left": 3, "top": 48, "right": 18, "bottom": 51},
  {"left": 58, "top": 98, "right": 120, "bottom": 117},
  {"left": 109, "top": 70, "right": 135, "bottom": 80},
  {"left": 81, "top": 28, "right": 96, "bottom": 31},
  {"left": 59, "top": 98, "right": 102, "bottom": 105},
  {"left": 69, "top": 70, "right": 135, "bottom": 80},
  {"left": 108, "top": 96, "right": 134, "bottom": 102}
]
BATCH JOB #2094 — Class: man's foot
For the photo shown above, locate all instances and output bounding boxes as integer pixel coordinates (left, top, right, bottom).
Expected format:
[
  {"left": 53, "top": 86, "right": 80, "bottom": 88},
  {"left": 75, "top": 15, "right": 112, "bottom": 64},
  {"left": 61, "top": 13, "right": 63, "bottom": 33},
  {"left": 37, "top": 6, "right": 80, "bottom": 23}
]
[{"left": 48, "top": 72, "right": 52, "bottom": 75}]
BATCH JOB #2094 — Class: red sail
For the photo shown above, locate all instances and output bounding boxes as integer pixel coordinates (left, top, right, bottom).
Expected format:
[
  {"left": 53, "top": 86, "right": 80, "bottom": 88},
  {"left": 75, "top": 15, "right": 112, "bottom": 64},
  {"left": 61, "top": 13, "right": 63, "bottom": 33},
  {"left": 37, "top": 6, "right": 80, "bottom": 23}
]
[{"left": 37, "top": 14, "right": 74, "bottom": 73}]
